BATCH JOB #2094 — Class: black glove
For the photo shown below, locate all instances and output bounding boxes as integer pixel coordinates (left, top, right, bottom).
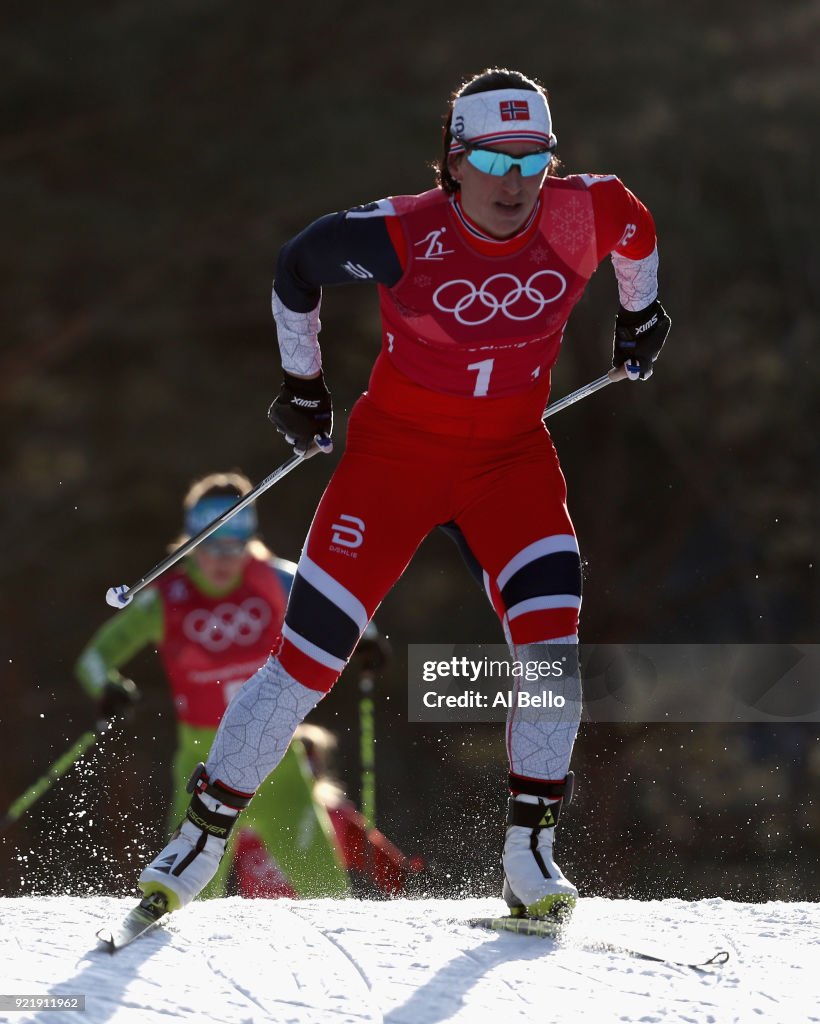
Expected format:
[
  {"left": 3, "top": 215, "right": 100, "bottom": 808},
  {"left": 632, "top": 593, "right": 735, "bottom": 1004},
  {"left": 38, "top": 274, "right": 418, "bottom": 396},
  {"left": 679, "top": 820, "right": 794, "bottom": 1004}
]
[
  {"left": 268, "top": 371, "right": 333, "bottom": 454},
  {"left": 612, "top": 299, "right": 671, "bottom": 381},
  {"left": 97, "top": 677, "right": 140, "bottom": 723}
]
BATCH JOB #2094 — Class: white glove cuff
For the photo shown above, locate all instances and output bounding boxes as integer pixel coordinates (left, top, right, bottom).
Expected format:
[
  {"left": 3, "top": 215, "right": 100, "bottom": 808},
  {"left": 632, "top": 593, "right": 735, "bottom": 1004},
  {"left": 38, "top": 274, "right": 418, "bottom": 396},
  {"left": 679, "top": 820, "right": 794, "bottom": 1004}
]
[
  {"left": 611, "top": 246, "right": 659, "bottom": 312},
  {"left": 272, "top": 289, "right": 322, "bottom": 377}
]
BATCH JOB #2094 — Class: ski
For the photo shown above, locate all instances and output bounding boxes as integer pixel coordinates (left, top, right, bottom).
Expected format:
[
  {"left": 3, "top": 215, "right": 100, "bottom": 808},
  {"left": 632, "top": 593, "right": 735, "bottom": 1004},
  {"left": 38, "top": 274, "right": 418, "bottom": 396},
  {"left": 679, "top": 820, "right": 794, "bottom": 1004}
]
[
  {"left": 468, "top": 916, "right": 730, "bottom": 972},
  {"left": 469, "top": 915, "right": 566, "bottom": 939},
  {"left": 96, "top": 892, "right": 171, "bottom": 953}
]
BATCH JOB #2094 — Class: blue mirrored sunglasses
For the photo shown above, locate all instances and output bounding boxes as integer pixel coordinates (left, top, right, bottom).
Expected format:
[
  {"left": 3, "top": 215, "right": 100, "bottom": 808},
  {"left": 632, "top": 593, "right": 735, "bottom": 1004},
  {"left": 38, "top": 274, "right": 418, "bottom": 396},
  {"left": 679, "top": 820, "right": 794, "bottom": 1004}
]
[
  {"left": 463, "top": 144, "right": 553, "bottom": 177},
  {"left": 185, "top": 497, "right": 257, "bottom": 542},
  {"left": 200, "top": 538, "right": 248, "bottom": 558}
]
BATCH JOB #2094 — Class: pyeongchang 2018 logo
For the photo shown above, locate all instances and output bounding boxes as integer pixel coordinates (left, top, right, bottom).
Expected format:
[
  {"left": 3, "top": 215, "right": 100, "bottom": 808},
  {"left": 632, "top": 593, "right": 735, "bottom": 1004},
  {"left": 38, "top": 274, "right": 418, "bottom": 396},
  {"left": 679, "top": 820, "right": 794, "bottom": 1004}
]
[
  {"left": 433, "top": 271, "right": 567, "bottom": 325},
  {"left": 183, "top": 599, "right": 272, "bottom": 653}
]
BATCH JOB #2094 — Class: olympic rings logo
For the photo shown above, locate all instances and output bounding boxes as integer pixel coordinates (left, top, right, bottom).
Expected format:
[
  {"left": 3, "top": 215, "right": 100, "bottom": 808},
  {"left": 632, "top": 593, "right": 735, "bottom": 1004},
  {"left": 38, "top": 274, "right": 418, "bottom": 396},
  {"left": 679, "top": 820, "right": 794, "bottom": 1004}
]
[
  {"left": 433, "top": 271, "right": 567, "bottom": 325},
  {"left": 183, "top": 598, "right": 273, "bottom": 652}
]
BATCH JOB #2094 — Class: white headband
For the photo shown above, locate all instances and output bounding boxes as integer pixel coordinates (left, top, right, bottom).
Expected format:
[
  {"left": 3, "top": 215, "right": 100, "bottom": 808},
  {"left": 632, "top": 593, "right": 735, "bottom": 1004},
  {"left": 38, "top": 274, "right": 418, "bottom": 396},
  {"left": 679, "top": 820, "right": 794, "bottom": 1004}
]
[{"left": 450, "top": 88, "right": 556, "bottom": 154}]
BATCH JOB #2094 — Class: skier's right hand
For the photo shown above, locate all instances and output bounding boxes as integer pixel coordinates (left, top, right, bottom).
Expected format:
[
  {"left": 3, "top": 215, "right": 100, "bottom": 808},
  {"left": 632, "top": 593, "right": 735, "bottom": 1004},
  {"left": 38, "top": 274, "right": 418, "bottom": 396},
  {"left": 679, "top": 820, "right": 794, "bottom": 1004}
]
[
  {"left": 97, "top": 677, "right": 140, "bottom": 724},
  {"left": 268, "top": 371, "right": 333, "bottom": 454}
]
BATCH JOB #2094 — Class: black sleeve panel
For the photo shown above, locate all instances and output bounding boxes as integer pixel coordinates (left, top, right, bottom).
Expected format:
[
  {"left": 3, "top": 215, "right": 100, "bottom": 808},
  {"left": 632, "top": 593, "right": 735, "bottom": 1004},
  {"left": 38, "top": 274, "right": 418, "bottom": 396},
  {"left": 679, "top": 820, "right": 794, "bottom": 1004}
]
[{"left": 273, "top": 208, "right": 404, "bottom": 313}]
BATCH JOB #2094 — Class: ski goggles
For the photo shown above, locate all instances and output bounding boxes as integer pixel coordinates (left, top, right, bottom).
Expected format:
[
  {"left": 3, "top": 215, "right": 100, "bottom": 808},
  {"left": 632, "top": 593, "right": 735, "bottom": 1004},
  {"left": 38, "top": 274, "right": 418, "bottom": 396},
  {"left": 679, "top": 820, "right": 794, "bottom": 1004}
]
[
  {"left": 185, "top": 497, "right": 257, "bottom": 543},
  {"left": 200, "top": 537, "right": 248, "bottom": 559},
  {"left": 459, "top": 141, "right": 553, "bottom": 178}
]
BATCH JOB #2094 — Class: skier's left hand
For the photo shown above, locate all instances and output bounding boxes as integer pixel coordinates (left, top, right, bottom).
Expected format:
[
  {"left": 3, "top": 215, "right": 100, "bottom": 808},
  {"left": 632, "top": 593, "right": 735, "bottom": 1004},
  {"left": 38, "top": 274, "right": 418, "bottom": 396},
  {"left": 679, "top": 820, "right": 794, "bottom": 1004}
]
[
  {"left": 97, "top": 677, "right": 140, "bottom": 724},
  {"left": 612, "top": 298, "right": 671, "bottom": 381}
]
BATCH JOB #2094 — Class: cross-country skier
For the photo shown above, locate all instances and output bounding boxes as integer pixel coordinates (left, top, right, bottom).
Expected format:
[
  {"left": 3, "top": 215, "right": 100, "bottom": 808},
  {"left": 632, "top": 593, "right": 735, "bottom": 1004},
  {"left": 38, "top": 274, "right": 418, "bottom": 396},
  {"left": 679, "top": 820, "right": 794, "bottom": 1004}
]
[
  {"left": 77, "top": 471, "right": 349, "bottom": 898},
  {"left": 138, "top": 67, "right": 670, "bottom": 920}
]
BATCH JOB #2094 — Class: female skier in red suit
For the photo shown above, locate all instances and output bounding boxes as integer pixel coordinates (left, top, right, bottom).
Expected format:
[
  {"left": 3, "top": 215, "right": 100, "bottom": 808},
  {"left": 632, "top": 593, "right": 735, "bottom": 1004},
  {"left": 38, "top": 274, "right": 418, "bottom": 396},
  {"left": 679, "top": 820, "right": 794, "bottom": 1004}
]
[{"left": 139, "top": 67, "right": 670, "bottom": 921}]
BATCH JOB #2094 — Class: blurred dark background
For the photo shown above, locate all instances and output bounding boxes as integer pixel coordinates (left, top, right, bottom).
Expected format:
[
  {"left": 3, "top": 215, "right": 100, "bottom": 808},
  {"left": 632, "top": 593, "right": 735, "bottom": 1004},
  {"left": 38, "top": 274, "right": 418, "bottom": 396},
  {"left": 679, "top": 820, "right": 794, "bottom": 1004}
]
[{"left": 1, "top": 1, "right": 818, "bottom": 901}]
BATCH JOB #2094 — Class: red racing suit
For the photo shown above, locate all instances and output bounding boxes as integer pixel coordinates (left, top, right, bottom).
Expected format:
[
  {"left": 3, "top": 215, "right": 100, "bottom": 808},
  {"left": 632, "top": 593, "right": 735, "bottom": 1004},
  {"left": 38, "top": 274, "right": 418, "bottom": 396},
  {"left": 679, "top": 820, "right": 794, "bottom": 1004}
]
[{"left": 272, "top": 175, "right": 658, "bottom": 691}]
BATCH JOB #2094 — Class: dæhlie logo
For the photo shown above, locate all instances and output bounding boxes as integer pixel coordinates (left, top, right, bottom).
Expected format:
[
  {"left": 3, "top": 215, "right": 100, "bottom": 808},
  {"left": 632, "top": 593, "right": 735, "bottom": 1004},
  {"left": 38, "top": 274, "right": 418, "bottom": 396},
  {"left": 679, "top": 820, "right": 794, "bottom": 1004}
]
[{"left": 331, "top": 514, "right": 365, "bottom": 549}]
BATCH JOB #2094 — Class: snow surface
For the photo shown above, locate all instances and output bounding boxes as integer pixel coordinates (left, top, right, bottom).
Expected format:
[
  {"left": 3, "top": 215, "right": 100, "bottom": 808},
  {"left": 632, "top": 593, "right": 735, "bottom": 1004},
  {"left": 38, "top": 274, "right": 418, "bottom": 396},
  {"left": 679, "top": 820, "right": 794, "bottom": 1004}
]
[{"left": 1, "top": 895, "right": 818, "bottom": 1023}]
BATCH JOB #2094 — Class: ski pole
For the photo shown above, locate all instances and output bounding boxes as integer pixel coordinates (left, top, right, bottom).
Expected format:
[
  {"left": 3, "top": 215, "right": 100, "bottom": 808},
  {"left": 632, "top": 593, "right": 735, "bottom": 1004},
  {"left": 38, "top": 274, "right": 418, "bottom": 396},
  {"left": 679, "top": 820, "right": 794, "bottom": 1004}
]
[
  {"left": 542, "top": 364, "right": 628, "bottom": 421},
  {"left": 353, "top": 625, "right": 392, "bottom": 831},
  {"left": 0, "top": 726, "right": 104, "bottom": 832},
  {"left": 358, "top": 671, "right": 376, "bottom": 831},
  {"left": 105, "top": 447, "right": 321, "bottom": 608}
]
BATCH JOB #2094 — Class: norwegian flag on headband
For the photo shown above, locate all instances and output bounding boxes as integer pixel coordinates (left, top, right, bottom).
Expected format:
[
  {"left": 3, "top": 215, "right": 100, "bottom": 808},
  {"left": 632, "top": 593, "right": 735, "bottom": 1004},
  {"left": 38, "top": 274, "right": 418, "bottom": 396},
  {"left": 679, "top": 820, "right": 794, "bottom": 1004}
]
[{"left": 499, "top": 99, "right": 530, "bottom": 121}]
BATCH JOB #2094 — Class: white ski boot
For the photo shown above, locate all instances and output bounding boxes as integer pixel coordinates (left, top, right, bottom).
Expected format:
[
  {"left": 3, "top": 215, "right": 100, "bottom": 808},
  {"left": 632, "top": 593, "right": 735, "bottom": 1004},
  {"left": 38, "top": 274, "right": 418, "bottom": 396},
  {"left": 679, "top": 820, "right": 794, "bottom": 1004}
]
[
  {"left": 139, "top": 764, "right": 251, "bottom": 912},
  {"left": 502, "top": 774, "right": 577, "bottom": 921}
]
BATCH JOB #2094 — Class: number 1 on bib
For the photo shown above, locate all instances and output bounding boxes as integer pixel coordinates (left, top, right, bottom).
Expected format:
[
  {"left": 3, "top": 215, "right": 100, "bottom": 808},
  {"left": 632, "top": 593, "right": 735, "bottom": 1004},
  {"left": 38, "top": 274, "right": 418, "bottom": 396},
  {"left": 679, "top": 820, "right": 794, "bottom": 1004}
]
[{"left": 468, "top": 358, "right": 495, "bottom": 396}]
